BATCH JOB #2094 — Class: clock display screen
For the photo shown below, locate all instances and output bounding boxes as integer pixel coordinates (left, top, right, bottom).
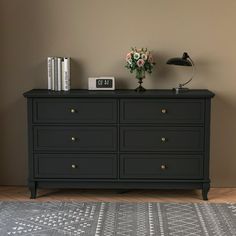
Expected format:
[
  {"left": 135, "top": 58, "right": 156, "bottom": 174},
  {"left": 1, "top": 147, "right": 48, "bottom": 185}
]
[{"left": 96, "top": 79, "right": 113, "bottom": 88}]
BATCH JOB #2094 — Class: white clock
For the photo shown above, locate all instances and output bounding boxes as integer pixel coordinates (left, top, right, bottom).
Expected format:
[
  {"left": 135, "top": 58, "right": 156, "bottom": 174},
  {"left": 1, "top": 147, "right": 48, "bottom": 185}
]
[{"left": 88, "top": 77, "right": 115, "bottom": 90}]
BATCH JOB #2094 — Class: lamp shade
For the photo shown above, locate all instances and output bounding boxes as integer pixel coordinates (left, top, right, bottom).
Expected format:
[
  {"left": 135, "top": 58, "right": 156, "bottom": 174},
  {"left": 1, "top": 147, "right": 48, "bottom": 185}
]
[
  {"left": 166, "top": 52, "right": 192, "bottom": 66},
  {"left": 166, "top": 52, "right": 195, "bottom": 92}
]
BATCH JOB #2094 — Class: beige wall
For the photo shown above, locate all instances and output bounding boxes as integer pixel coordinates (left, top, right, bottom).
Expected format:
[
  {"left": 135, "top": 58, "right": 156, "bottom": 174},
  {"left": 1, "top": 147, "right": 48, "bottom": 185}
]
[{"left": 1, "top": 0, "right": 236, "bottom": 186}]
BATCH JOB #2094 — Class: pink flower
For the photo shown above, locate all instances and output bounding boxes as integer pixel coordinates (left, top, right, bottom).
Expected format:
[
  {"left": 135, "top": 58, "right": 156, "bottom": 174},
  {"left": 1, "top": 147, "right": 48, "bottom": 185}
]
[
  {"left": 126, "top": 52, "right": 132, "bottom": 61},
  {"left": 137, "top": 59, "right": 145, "bottom": 67},
  {"left": 148, "top": 54, "right": 153, "bottom": 63}
]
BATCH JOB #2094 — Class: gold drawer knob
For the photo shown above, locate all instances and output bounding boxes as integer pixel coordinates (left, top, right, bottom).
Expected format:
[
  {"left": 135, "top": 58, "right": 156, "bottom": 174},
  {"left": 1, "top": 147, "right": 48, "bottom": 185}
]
[
  {"left": 161, "top": 137, "right": 167, "bottom": 142},
  {"left": 71, "top": 164, "right": 77, "bottom": 169},
  {"left": 161, "top": 109, "right": 167, "bottom": 114},
  {"left": 71, "top": 137, "right": 77, "bottom": 142},
  {"left": 70, "top": 108, "right": 77, "bottom": 113},
  {"left": 160, "top": 164, "right": 167, "bottom": 170}
]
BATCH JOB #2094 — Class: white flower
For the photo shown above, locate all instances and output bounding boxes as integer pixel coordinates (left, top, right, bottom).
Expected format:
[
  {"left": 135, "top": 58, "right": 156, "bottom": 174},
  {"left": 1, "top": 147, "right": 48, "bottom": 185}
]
[
  {"left": 141, "top": 53, "right": 148, "bottom": 61},
  {"left": 128, "top": 59, "right": 132, "bottom": 65},
  {"left": 134, "top": 53, "right": 140, "bottom": 60}
]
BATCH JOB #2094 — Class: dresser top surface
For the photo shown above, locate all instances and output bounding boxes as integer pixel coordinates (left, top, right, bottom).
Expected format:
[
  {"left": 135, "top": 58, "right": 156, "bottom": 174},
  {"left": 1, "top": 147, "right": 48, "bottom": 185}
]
[{"left": 24, "top": 89, "right": 215, "bottom": 98}]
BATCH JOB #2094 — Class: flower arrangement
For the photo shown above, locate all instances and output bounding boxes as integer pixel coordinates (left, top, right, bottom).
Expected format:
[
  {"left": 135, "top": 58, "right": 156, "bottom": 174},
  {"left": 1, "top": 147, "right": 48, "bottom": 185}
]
[{"left": 125, "top": 47, "right": 155, "bottom": 91}]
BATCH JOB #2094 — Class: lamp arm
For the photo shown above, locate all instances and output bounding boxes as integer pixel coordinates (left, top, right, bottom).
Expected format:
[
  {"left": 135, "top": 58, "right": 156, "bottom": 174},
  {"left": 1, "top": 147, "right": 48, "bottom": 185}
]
[{"left": 179, "top": 57, "right": 195, "bottom": 88}]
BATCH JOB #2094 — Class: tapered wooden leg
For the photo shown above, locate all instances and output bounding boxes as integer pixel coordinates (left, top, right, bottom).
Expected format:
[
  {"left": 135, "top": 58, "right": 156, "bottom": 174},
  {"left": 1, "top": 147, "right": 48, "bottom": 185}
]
[
  {"left": 202, "top": 183, "right": 210, "bottom": 201},
  {"left": 29, "top": 181, "right": 37, "bottom": 199}
]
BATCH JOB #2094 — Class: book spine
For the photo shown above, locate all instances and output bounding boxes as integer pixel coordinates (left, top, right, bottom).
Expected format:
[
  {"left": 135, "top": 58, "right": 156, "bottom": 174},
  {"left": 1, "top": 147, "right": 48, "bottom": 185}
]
[
  {"left": 63, "top": 57, "right": 70, "bottom": 91},
  {"left": 54, "top": 57, "right": 58, "bottom": 91},
  {"left": 47, "top": 57, "right": 53, "bottom": 90},
  {"left": 51, "top": 58, "right": 55, "bottom": 90},
  {"left": 61, "top": 59, "right": 65, "bottom": 90},
  {"left": 57, "top": 58, "right": 62, "bottom": 91}
]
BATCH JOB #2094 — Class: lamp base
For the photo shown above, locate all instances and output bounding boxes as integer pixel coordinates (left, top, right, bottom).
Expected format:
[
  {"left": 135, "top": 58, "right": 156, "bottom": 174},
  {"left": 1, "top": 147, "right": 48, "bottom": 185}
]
[{"left": 172, "top": 87, "right": 189, "bottom": 94}]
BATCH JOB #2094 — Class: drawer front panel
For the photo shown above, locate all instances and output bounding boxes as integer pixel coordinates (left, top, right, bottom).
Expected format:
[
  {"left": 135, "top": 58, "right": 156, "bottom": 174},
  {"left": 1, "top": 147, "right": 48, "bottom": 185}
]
[
  {"left": 35, "top": 154, "right": 117, "bottom": 178},
  {"left": 120, "top": 154, "right": 203, "bottom": 179},
  {"left": 34, "top": 127, "right": 117, "bottom": 151},
  {"left": 120, "top": 127, "right": 204, "bottom": 151},
  {"left": 120, "top": 99, "right": 204, "bottom": 123},
  {"left": 33, "top": 99, "right": 117, "bottom": 123}
]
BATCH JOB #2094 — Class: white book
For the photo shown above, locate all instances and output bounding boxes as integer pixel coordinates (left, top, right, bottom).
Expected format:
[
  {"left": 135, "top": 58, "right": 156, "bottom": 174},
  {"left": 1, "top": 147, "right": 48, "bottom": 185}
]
[
  {"left": 47, "top": 57, "right": 53, "bottom": 90},
  {"left": 61, "top": 59, "right": 65, "bottom": 90},
  {"left": 54, "top": 57, "right": 58, "bottom": 91},
  {"left": 51, "top": 58, "right": 55, "bottom": 90},
  {"left": 57, "top": 58, "right": 62, "bottom": 91},
  {"left": 63, "top": 57, "right": 70, "bottom": 91}
]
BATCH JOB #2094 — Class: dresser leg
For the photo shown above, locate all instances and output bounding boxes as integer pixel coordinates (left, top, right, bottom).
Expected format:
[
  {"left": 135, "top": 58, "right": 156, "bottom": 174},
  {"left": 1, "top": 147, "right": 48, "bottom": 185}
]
[
  {"left": 29, "top": 181, "right": 37, "bottom": 199},
  {"left": 202, "top": 183, "right": 210, "bottom": 201}
]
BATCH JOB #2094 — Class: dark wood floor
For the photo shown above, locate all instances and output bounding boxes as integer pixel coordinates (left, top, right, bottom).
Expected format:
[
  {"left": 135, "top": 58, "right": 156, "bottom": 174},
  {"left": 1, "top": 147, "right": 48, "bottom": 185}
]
[{"left": 0, "top": 186, "right": 236, "bottom": 202}]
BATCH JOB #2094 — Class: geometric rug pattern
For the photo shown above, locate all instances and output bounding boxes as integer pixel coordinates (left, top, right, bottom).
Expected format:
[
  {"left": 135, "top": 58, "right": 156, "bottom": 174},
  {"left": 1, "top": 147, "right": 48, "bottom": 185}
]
[{"left": 0, "top": 201, "right": 236, "bottom": 235}]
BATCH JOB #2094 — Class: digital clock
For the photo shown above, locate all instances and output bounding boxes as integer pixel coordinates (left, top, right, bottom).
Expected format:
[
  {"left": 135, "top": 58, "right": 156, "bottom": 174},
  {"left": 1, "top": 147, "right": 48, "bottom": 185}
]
[{"left": 88, "top": 77, "right": 115, "bottom": 90}]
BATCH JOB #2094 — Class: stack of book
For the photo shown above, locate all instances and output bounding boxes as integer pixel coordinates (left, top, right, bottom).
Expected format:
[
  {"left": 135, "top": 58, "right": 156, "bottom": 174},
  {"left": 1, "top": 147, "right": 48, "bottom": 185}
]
[{"left": 47, "top": 57, "right": 70, "bottom": 91}]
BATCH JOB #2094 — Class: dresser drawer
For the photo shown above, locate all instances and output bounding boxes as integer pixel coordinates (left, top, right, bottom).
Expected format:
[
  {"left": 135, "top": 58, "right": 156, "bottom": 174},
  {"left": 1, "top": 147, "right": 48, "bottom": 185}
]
[
  {"left": 120, "top": 99, "right": 204, "bottom": 123},
  {"left": 35, "top": 154, "right": 117, "bottom": 178},
  {"left": 34, "top": 126, "right": 117, "bottom": 151},
  {"left": 120, "top": 127, "right": 204, "bottom": 151},
  {"left": 33, "top": 98, "right": 117, "bottom": 123},
  {"left": 120, "top": 154, "right": 203, "bottom": 179}
]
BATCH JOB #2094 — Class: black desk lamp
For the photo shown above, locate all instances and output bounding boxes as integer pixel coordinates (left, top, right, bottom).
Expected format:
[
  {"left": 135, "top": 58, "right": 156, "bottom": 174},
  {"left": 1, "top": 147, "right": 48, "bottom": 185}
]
[{"left": 166, "top": 52, "right": 195, "bottom": 93}]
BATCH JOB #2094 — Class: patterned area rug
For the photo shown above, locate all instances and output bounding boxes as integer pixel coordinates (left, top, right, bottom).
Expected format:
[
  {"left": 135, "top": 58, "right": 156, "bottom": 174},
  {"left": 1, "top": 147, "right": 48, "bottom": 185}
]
[{"left": 0, "top": 202, "right": 236, "bottom": 236}]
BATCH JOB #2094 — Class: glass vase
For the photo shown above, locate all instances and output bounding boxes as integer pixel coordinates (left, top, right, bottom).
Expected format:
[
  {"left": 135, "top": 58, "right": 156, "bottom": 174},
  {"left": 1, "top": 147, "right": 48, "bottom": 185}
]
[{"left": 135, "top": 70, "right": 146, "bottom": 92}]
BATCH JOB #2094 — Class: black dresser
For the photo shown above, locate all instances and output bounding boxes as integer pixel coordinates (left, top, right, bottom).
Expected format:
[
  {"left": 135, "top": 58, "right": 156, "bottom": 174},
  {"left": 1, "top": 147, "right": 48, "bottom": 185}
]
[{"left": 24, "top": 89, "right": 214, "bottom": 200}]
